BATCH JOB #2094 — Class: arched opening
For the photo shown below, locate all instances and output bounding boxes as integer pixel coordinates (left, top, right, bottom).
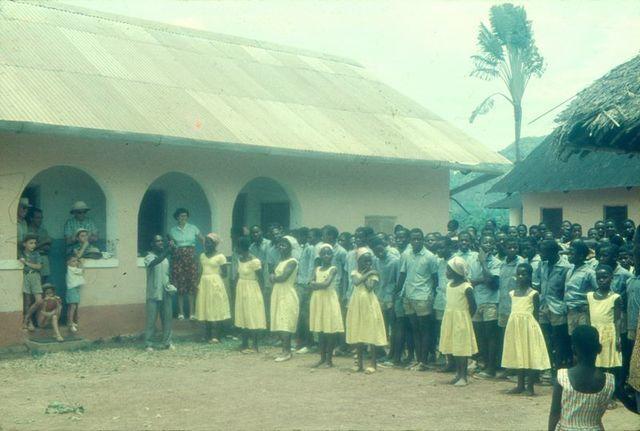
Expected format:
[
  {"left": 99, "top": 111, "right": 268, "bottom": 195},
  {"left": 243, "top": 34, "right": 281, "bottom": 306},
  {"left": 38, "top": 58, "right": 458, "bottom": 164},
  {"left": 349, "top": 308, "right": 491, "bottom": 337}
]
[
  {"left": 138, "top": 172, "right": 212, "bottom": 256},
  {"left": 232, "top": 177, "right": 298, "bottom": 235},
  {"left": 19, "top": 166, "right": 109, "bottom": 289}
]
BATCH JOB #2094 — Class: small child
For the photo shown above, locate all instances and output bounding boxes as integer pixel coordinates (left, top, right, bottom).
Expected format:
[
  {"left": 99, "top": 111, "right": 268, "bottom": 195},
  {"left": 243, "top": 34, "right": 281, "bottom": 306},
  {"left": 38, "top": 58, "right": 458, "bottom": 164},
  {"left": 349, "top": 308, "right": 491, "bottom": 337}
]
[
  {"left": 346, "top": 248, "right": 387, "bottom": 374},
  {"left": 501, "top": 263, "right": 550, "bottom": 395},
  {"left": 37, "top": 284, "right": 64, "bottom": 342},
  {"left": 309, "top": 243, "right": 344, "bottom": 368},
  {"left": 438, "top": 256, "right": 477, "bottom": 386},
  {"left": 20, "top": 233, "right": 43, "bottom": 331},
  {"left": 234, "top": 236, "right": 266, "bottom": 353},
  {"left": 66, "top": 254, "right": 85, "bottom": 333},
  {"left": 588, "top": 265, "right": 623, "bottom": 373}
]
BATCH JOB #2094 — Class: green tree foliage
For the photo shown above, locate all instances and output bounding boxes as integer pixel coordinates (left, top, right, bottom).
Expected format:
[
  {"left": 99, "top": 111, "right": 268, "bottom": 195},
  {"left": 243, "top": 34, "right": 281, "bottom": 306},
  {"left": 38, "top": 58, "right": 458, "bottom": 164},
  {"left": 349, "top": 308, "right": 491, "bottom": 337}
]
[{"left": 470, "top": 3, "right": 544, "bottom": 162}]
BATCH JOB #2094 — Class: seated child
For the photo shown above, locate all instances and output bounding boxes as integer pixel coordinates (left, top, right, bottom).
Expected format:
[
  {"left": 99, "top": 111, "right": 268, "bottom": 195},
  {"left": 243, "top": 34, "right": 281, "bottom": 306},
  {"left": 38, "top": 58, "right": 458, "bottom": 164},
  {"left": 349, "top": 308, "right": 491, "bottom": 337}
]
[{"left": 37, "top": 284, "right": 63, "bottom": 342}]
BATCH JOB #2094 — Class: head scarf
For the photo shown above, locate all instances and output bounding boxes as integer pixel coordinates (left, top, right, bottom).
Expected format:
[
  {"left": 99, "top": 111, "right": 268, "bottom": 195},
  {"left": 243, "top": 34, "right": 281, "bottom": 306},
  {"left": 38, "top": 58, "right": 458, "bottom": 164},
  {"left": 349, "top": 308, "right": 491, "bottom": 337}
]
[
  {"left": 356, "top": 247, "right": 372, "bottom": 261},
  {"left": 318, "top": 243, "right": 333, "bottom": 253},
  {"left": 206, "top": 233, "right": 221, "bottom": 245},
  {"left": 447, "top": 256, "right": 468, "bottom": 278}
]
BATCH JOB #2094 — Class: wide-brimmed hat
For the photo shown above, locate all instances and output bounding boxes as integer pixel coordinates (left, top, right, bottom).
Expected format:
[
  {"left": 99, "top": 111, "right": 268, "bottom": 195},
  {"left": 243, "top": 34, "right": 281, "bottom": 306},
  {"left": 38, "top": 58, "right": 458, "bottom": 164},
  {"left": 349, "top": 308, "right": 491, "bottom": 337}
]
[{"left": 70, "top": 201, "right": 90, "bottom": 213}]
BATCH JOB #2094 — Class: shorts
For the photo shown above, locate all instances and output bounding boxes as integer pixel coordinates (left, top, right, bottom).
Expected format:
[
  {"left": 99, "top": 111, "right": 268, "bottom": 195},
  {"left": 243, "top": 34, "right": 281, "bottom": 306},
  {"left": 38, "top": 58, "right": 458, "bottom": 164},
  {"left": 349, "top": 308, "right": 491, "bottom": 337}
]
[
  {"left": 567, "top": 308, "right": 590, "bottom": 335},
  {"left": 66, "top": 286, "right": 82, "bottom": 304},
  {"left": 498, "top": 313, "right": 510, "bottom": 328},
  {"left": 472, "top": 303, "right": 498, "bottom": 322},
  {"left": 435, "top": 309, "right": 444, "bottom": 321},
  {"left": 403, "top": 298, "right": 433, "bottom": 317},
  {"left": 394, "top": 297, "right": 406, "bottom": 318},
  {"left": 23, "top": 272, "right": 42, "bottom": 295},
  {"left": 380, "top": 300, "right": 394, "bottom": 311},
  {"left": 539, "top": 306, "right": 567, "bottom": 326}
]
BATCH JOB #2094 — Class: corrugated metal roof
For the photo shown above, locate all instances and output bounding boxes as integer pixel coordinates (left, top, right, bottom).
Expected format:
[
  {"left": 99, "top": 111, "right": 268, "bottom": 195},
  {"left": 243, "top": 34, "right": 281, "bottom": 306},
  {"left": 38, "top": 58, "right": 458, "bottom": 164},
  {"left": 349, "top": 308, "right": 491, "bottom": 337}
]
[{"left": 0, "top": 0, "right": 510, "bottom": 171}]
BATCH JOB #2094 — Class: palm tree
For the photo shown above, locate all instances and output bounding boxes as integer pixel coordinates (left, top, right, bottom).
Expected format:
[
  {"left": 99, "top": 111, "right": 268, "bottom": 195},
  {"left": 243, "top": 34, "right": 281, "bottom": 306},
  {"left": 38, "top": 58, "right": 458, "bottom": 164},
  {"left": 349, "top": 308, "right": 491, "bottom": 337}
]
[{"left": 469, "top": 3, "right": 544, "bottom": 162}]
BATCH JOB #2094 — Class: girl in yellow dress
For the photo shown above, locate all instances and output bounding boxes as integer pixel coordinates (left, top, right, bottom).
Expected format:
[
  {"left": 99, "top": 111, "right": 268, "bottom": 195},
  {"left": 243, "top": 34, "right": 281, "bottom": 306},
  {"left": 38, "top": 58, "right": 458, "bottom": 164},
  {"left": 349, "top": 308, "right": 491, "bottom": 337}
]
[
  {"left": 501, "top": 263, "right": 550, "bottom": 395},
  {"left": 234, "top": 236, "right": 266, "bottom": 353},
  {"left": 269, "top": 235, "right": 299, "bottom": 362},
  {"left": 588, "top": 264, "right": 623, "bottom": 371},
  {"left": 346, "top": 248, "right": 387, "bottom": 374},
  {"left": 309, "top": 243, "right": 344, "bottom": 368},
  {"left": 439, "top": 256, "right": 477, "bottom": 387},
  {"left": 195, "top": 233, "right": 230, "bottom": 343}
]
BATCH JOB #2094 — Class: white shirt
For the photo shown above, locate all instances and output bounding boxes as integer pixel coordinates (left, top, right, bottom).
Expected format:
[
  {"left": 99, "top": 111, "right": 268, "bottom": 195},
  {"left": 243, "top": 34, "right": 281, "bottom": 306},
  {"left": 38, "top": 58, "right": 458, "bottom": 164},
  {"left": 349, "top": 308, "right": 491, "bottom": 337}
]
[{"left": 66, "top": 265, "right": 85, "bottom": 289}]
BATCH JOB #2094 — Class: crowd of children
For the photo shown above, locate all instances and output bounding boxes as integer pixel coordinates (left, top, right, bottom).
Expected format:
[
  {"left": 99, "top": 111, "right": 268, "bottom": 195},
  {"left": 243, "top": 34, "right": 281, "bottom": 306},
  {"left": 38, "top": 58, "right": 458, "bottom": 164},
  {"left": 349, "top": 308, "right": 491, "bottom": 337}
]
[{"left": 20, "top": 208, "right": 640, "bottom": 423}]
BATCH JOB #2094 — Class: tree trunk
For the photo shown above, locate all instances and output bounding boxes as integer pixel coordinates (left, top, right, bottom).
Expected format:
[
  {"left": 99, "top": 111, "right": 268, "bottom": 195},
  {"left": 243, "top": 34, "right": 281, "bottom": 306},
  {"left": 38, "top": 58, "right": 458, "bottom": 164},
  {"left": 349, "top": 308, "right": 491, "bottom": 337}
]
[{"left": 513, "top": 103, "right": 522, "bottom": 162}]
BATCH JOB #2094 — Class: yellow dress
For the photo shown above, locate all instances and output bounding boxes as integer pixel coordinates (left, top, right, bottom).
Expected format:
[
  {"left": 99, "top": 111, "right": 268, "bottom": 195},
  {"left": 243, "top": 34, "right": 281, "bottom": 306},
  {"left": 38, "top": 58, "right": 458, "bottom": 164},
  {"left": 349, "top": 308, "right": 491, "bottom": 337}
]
[
  {"left": 195, "top": 253, "right": 230, "bottom": 322},
  {"left": 587, "top": 292, "right": 622, "bottom": 368},
  {"left": 234, "top": 257, "right": 266, "bottom": 330},
  {"left": 502, "top": 289, "right": 550, "bottom": 370},
  {"left": 346, "top": 271, "right": 387, "bottom": 346},
  {"left": 309, "top": 266, "right": 344, "bottom": 334},
  {"left": 270, "top": 258, "right": 299, "bottom": 333},
  {"left": 439, "top": 281, "right": 478, "bottom": 357}
]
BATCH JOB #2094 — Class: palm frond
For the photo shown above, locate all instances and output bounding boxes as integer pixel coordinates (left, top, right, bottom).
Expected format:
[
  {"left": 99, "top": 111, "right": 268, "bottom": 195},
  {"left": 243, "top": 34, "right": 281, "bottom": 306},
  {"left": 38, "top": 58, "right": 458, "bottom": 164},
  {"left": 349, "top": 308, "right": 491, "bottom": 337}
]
[
  {"left": 477, "top": 23, "right": 504, "bottom": 62},
  {"left": 469, "top": 92, "right": 514, "bottom": 123}
]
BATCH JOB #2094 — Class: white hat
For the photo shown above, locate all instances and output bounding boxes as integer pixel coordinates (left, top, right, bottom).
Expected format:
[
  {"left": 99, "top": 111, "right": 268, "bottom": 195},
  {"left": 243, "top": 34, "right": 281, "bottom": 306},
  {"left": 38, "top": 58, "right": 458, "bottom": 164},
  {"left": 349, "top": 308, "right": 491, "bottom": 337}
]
[{"left": 70, "top": 201, "right": 91, "bottom": 213}]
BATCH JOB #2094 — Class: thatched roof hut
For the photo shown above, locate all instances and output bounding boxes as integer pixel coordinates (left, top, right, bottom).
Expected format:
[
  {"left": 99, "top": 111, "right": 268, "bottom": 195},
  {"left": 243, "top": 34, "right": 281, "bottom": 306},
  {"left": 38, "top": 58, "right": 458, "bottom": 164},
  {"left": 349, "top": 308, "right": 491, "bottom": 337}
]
[{"left": 554, "top": 54, "right": 640, "bottom": 155}]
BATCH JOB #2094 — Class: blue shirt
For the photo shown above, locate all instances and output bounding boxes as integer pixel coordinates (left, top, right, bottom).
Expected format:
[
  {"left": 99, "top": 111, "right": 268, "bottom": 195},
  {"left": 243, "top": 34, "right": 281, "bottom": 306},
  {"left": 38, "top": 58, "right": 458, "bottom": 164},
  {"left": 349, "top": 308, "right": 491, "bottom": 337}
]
[
  {"left": 498, "top": 256, "right": 525, "bottom": 316},
  {"left": 296, "top": 243, "right": 315, "bottom": 285},
  {"left": 169, "top": 223, "right": 200, "bottom": 248},
  {"left": 626, "top": 276, "right": 640, "bottom": 337},
  {"left": 400, "top": 246, "right": 438, "bottom": 301},
  {"left": 564, "top": 263, "right": 598, "bottom": 310},
  {"left": 374, "top": 252, "right": 399, "bottom": 305},
  {"left": 331, "top": 244, "right": 347, "bottom": 300},
  {"left": 456, "top": 250, "right": 501, "bottom": 305},
  {"left": 537, "top": 256, "right": 571, "bottom": 315},
  {"left": 612, "top": 264, "right": 633, "bottom": 301},
  {"left": 434, "top": 258, "right": 449, "bottom": 311}
]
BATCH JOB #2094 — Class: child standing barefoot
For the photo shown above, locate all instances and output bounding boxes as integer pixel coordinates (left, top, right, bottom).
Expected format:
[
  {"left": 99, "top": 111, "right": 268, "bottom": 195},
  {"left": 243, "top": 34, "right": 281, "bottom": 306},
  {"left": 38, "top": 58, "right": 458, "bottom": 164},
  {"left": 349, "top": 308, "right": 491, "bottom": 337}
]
[
  {"left": 309, "top": 244, "right": 344, "bottom": 368},
  {"left": 588, "top": 265, "right": 623, "bottom": 385},
  {"left": 346, "top": 248, "right": 387, "bottom": 374},
  {"left": 439, "top": 256, "right": 478, "bottom": 386},
  {"left": 37, "top": 284, "right": 63, "bottom": 342},
  {"left": 66, "top": 253, "right": 85, "bottom": 333},
  {"left": 235, "top": 236, "right": 266, "bottom": 352},
  {"left": 195, "top": 234, "right": 231, "bottom": 343},
  {"left": 270, "top": 236, "right": 300, "bottom": 362},
  {"left": 502, "top": 263, "right": 550, "bottom": 395}
]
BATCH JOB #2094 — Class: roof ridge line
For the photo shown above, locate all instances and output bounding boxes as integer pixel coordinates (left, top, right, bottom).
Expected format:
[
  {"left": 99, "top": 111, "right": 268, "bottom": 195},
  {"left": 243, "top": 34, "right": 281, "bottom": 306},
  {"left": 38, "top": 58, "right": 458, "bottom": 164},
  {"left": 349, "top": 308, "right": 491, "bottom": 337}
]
[{"left": 12, "top": 0, "right": 363, "bottom": 67}]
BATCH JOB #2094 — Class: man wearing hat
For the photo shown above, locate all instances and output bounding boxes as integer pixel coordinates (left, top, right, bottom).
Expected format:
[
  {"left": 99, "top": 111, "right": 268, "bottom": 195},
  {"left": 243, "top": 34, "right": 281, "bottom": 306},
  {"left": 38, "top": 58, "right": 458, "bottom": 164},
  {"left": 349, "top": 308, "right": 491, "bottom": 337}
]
[{"left": 64, "top": 201, "right": 99, "bottom": 250}]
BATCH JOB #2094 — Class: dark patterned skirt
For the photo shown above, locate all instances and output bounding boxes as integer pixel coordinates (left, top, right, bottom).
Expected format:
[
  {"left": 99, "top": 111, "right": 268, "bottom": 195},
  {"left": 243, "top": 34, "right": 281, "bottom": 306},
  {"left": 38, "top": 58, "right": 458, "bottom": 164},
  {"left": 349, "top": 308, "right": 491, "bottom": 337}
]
[{"left": 171, "top": 247, "right": 198, "bottom": 295}]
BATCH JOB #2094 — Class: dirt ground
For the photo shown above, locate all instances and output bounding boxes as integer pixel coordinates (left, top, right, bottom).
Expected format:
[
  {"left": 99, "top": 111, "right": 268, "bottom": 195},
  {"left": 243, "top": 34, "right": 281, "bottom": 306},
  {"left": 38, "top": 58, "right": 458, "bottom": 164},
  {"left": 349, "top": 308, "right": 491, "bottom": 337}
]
[{"left": 0, "top": 340, "right": 636, "bottom": 431}]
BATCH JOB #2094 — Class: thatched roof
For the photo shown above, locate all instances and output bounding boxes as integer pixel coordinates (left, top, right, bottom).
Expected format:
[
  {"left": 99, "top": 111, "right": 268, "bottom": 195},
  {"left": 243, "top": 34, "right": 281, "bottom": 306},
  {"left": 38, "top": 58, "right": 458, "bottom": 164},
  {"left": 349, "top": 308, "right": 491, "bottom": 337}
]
[
  {"left": 489, "top": 130, "right": 640, "bottom": 193},
  {"left": 554, "top": 54, "right": 640, "bottom": 155}
]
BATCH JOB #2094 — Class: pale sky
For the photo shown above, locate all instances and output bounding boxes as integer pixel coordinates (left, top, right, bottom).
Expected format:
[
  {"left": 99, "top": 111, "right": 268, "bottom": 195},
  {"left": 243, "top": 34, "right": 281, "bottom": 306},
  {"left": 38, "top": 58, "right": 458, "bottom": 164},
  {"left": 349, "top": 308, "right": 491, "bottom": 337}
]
[{"left": 65, "top": 0, "right": 640, "bottom": 152}]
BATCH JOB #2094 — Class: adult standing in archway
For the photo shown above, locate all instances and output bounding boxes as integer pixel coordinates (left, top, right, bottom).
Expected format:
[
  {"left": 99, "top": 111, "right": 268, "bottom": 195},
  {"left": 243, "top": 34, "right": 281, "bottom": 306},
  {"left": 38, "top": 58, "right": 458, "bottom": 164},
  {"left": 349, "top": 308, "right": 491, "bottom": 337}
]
[
  {"left": 169, "top": 208, "right": 204, "bottom": 320},
  {"left": 64, "top": 201, "right": 99, "bottom": 253}
]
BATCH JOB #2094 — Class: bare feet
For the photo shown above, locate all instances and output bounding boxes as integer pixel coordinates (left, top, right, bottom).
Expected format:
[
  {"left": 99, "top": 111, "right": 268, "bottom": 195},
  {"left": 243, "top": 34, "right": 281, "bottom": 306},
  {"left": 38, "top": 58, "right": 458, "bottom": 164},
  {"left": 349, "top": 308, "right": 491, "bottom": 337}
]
[
  {"left": 506, "top": 387, "right": 525, "bottom": 395},
  {"left": 365, "top": 367, "right": 376, "bottom": 375},
  {"left": 449, "top": 377, "right": 460, "bottom": 385},
  {"left": 55, "top": 335, "right": 64, "bottom": 342},
  {"left": 454, "top": 378, "right": 468, "bottom": 387},
  {"left": 311, "top": 359, "right": 326, "bottom": 368}
]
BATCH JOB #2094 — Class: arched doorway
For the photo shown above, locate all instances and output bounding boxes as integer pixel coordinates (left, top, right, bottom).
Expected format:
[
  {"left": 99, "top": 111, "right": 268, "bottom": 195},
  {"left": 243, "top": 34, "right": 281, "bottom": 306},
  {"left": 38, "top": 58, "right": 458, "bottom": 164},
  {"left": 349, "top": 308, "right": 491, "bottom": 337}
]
[
  {"left": 138, "top": 172, "right": 212, "bottom": 256},
  {"left": 232, "top": 177, "right": 298, "bottom": 235},
  {"left": 20, "top": 166, "right": 108, "bottom": 289}
]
